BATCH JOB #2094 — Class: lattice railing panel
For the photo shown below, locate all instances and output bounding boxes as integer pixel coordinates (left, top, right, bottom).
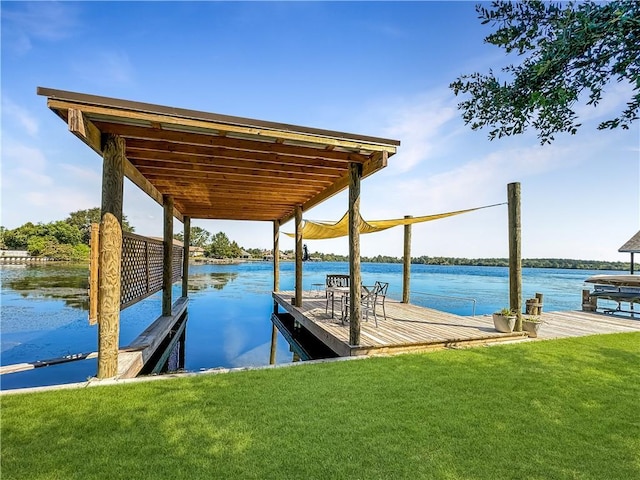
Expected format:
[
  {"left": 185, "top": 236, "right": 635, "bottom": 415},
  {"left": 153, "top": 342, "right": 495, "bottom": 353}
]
[
  {"left": 120, "top": 232, "right": 184, "bottom": 310},
  {"left": 172, "top": 244, "right": 183, "bottom": 283}
]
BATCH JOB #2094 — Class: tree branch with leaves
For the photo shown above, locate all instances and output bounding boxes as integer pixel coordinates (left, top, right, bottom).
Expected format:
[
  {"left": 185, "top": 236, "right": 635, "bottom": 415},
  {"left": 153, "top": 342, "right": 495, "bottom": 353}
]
[{"left": 450, "top": 0, "right": 640, "bottom": 143}]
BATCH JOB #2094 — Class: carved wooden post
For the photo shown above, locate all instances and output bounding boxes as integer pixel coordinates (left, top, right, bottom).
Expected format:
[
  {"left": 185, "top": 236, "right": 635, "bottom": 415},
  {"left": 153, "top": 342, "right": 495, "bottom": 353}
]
[
  {"left": 163, "top": 195, "right": 174, "bottom": 317},
  {"left": 295, "top": 206, "right": 303, "bottom": 307},
  {"left": 98, "top": 213, "right": 122, "bottom": 378},
  {"left": 349, "top": 162, "right": 362, "bottom": 345},
  {"left": 182, "top": 216, "right": 190, "bottom": 298},
  {"left": 508, "top": 182, "right": 522, "bottom": 331},
  {"left": 403, "top": 215, "right": 412, "bottom": 303},
  {"left": 101, "top": 135, "right": 124, "bottom": 223},
  {"left": 97, "top": 134, "right": 125, "bottom": 379}
]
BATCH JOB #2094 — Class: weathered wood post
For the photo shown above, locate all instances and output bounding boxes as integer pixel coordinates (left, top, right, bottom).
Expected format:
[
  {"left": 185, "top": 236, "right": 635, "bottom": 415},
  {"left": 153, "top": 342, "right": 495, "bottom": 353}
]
[
  {"left": 97, "top": 133, "right": 125, "bottom": 379},
  {"left": 349, "top": 162, "right": 362, "bottom": 345},
  {"left": 182, "top": 216, "right": 190, "bottom": 298},
  {"left": 295, "top": 206, "right": 303, "bottom": 307},
  {"left": 273, "top": 220, "right": 280, "bottom": 300},
  {"left": 402, "top": 215, "right": 412, "bottom": 303},
  {"left": 163, "top": 194, "right": 174, "bottom": 317},
  {"left": 270, "top": 220, "right": 280, "bottom": 365},
  {"left": 535, "top": 292, "right": 544, "bottom": 315},
  {"left": 98, "top": 214, "right": 122, "bottom": 378},
  {"left": 508, "top": 182, "right": 522, "bottom": 331}
]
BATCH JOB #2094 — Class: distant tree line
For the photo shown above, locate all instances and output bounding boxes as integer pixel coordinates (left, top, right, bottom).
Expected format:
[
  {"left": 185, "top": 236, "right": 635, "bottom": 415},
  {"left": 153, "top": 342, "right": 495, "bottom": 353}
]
[
  {"left": 0, "top": 208, "right": 134, "bottom": 261},
  {"left": 307, "top": 252, "right": 630, "bottom": 271},
  {"left": 1, "top": 217, "right": 631, "bottom": 271},
  {"left": 174, "top": 227, "right": 244, "bottom": 259}
]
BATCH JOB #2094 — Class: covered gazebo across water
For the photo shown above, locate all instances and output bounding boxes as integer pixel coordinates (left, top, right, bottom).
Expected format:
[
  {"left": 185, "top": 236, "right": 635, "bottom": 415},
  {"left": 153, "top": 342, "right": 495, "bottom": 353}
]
[
  {"left": 619, "top": 230, "right": 640, "bottom": 274},
  {"left": 38, "top": 87, "right": 400, "bottom": 378}
]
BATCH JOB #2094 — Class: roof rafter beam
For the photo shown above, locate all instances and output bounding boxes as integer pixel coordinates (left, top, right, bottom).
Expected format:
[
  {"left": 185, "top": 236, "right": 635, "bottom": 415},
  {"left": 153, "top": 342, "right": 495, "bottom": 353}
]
[
  {"left": 64, "top": 107, "right": 184, "bottom": 222},
  {"left": 95, "top": 123, "right": 372, "bottom": 162},
  {"left": 279, "top": 151, "right": 388, "bottom": 224},
  {"left": 47, "top": 99, "right": 398, "bottom": 154}
]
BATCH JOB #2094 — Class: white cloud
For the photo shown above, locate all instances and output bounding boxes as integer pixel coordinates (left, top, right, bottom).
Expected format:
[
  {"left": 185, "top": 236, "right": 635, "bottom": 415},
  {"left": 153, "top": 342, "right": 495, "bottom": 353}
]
[
  {"left": 375, "top": 91, "right": 459, "bottom": 172},
  {"left": 60, "top": 163, "right": 101, "bottom": 182},
  {"left": 575, "top": 79, "right": 637, "bottom": 126},
  {"left": 1, "top": 1, "right": 79, "bottom": 53},
  {"left": 3, "top": 143, "right": 52, "bottom": 187},
  {"left": 1, "top": 98, "right": 39, "bottom": 136}
]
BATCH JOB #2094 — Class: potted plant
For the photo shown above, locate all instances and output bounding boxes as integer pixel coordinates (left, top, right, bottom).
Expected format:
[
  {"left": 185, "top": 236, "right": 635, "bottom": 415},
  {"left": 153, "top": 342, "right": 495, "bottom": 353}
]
[
  {"left": 492, "top": 307, "right": 516, "bottom": 333},
  {"left": 522, "top": 316, "right": 543, "bottom": 338}
]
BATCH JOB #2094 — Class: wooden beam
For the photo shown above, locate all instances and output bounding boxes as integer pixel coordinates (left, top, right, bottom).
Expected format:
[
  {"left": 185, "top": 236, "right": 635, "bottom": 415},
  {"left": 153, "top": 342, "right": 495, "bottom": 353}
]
[
  {"left": 125, "top": 140, "right": 351, "bottom": 170},
  {"left": 126, "top": 150, "right": 344, "bottom": 178},
  {"left": 101, "top": 134, "right": 125, "bottom": 223},
  {"left": 132, "top": 161, "right": 339, "bottom": 184},
  {"left": 97, "top": 213, "right": 122, "bottom": 379},
  {"left": 123, "top": 158, "right": 183, "bottom": 222},
  {"left": 403, "top": 215, "right": 412, "bottom": 304},
  {"left": 280, "top": 150, "right": 388, "bottom": 225},
  {"left": 88, "top": 223, "right": 100, "bottom": 325},
  {"left": 349, "top": 162, "right": 362, "bottom": 346},
  {"left": 48, "top": 99, "right": 399, "bottom": 154},
  {"left": 64, "top": 108, "right": 184, "bottom": 222},
  {"left": 182, "top": 216, "right": 190, "bottom": 298},
  {"left": 508, "top": 182, "right": 522, "bottom": 331},
  {"left": 151, "top": 178, "right": 321, "bottom": 194},
  {"left": 295, "top": 206, "right": 303, "bottom": 307},
  {"left": 163, "top": 195, "right": 174, "bottom": 317},
  {"left": 96, "top": 122, "right": 372, "bottom": 163},
  {"left": 68, "top": 108, "right": 102, "bottom": 155},
  {"left": 273, "top": 220, "right": 280, "bottom": 293}
]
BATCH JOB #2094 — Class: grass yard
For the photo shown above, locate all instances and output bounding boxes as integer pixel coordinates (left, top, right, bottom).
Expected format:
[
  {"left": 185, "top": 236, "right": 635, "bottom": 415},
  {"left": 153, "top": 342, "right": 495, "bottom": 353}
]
[{"left": 1, "top": 332, "right": 639, "bottom": 479}]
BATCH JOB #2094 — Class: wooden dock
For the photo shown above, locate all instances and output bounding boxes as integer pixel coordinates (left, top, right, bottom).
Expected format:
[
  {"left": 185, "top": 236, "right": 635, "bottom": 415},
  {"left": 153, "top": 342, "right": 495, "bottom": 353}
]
[{"left": 273, "top": 291, "right": 640, "bottom": 357}]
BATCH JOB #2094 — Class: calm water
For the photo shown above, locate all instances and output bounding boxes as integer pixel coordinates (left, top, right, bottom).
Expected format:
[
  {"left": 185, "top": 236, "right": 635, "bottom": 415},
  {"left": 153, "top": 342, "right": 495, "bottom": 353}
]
[{"left": 0, "top": 261, "right": 615, "bottom": 390}]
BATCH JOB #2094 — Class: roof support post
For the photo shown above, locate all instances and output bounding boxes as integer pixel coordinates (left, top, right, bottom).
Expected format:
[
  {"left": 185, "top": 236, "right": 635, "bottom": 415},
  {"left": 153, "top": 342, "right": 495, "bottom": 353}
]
[
  {"left": 402, "top": 215, "right": 412, "bottom": 303},
  {"left": 182, "top": 216, "right": 190, "bottom": 298},
  {"left": 273, "top": 220, "right": 280, "bottom": 298},
  {"left": 295, "top": 206, "right": 303, "bottom": 307},
  {"left": 270, "top": 220, "right": 280, "bottom": 365},
  {"left": 349, "top": 162, "right": 362, "bottom": 345},
  {"left": 163, "top": 194, "right": 174, "bottom": 317},
  {"left": 97, "top": 133, "right": 125, "bottom": 379},
  {"left": 508, "top": 182, "right": 522, "bottom": 331}
]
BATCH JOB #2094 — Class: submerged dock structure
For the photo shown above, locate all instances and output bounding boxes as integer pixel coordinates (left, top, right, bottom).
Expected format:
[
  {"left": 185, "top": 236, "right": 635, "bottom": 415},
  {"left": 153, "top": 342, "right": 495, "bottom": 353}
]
[{"left": 39, "top": 87, "right": 400, "bottom": 379}]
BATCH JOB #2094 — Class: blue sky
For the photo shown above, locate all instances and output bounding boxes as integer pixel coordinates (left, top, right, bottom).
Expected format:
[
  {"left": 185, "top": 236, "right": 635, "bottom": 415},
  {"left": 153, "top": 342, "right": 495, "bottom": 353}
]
[{"left": 2, "top": 1, "right": 638, "bottom": 261}]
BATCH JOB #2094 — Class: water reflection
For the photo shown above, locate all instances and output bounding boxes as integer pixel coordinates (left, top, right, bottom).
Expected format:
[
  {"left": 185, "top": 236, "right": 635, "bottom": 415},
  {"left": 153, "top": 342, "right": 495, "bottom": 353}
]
[
  {"left": 1, "top": 264, "right": 89, "bottom": 310},
  {"left": 188, "top": 272, "right": 238, "bottom": 291}
]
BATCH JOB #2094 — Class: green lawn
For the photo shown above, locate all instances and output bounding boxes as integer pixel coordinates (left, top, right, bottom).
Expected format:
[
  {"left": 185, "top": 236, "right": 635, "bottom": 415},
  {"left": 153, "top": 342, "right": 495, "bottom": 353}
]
[{"left": 2, "top": 333, "right": 639, "bottom": 480}]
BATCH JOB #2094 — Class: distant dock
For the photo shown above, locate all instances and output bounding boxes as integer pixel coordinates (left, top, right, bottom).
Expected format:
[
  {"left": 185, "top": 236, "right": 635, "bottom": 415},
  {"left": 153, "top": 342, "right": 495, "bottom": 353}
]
[
  {"left": 273, "top": 291, "right": 640, "bottom": 357},
  {"left": 0, "top": 250, "right": 52, "bottom": 264}
]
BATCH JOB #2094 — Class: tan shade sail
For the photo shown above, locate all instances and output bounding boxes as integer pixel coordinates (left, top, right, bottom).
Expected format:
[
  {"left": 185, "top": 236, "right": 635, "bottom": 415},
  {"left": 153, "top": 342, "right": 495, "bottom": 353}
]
[{"left": 285, "top": 203, "right": 505, "bottom": 240}]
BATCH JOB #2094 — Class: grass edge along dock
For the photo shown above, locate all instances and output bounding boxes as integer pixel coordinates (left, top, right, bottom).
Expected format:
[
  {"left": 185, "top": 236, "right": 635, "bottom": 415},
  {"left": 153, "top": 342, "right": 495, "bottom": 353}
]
[{"left": 1, "top": 332, "right": 638, "bottom": 480}]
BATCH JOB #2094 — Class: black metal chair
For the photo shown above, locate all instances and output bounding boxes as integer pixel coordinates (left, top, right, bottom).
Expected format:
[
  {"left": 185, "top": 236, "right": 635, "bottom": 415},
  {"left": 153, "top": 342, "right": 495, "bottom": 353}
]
[
  {"left": 325, "top": 274, "right": 350, "bottom": 316},
  {"left": 372, "top": 281, "right": 389, "bottom": 322},
  {"left": 340, "top": 285, "right": 378, "bottom": 326}
]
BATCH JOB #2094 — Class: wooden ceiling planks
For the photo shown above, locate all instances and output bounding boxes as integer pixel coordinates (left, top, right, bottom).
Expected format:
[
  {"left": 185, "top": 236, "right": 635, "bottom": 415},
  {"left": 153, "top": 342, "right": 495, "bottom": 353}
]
[{"left": 38, "top": 87, "right": 399, "bottom": 223}]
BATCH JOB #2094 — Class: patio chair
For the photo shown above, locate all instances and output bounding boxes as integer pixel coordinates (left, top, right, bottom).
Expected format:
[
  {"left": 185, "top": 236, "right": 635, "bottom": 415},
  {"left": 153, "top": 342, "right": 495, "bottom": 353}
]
[
  {"left": 372, "top": 281, "right": 389, "bottom": 321},
  {"left": 340, "top": 285, "right": 377, "bottom": 326},
  {"left": 325, "top": 274, "right": 350, "bottom": 316}
]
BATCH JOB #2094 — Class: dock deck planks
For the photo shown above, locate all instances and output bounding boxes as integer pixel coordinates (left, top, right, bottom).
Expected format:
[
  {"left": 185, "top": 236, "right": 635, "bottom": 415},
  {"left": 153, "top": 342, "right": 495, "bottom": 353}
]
[{"left": 273, "top": 291, "right": 640, "bottom": 357}]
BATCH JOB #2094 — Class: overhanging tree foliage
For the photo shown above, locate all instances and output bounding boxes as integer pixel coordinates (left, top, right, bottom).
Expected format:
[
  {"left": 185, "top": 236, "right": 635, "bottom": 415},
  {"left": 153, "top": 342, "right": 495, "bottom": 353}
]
[
  {"left": 450, "top": 0, "right": 640, "bottom": 143},
  {"left": 66, "top": 208, "right": 134, "bottom": 245},
  {"left": 174, "top": 226, "right": 211, "bottom": 248}
]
